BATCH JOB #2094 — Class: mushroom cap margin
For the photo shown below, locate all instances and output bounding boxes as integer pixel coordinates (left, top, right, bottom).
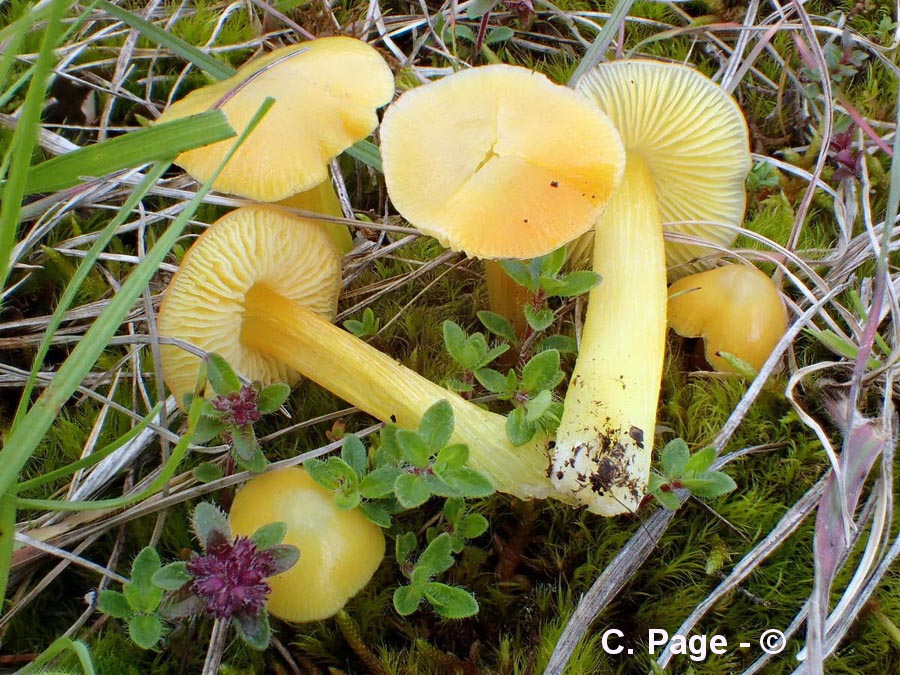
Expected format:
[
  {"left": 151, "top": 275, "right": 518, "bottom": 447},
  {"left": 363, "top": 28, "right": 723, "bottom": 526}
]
[
  {"left": 381, "top": 64, "right": 625, "bottom": 259},
  {"left": 158, "top": 205, "right": 342, "bottom": 405},
  {"left": 157, "top": 38, "right": 395, "bottom": 202},
  {"left": 576, "top": 60, "right": 751, "bottom": 277}
]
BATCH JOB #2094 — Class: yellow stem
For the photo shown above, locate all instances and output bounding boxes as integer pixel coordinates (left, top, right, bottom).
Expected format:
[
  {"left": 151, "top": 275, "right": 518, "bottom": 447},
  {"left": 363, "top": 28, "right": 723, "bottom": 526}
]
[
  {"left": 552, "top": 157, "right": 667, "bottom": 515},
  {"left": 240, "top": 284, "right": 558, "bottom": 501},
  {"left": 279, "top": 179, "right": 354, "bottom": 254}
]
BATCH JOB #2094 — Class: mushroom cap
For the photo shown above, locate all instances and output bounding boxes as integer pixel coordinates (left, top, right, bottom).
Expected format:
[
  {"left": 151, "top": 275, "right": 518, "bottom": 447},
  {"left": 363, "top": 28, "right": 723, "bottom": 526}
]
[
  {"left": 667, "top": 264, "right": 788, "bottom": 372},
  {"left": 576, "top": 60, "right": 751, "bottom": 277},
  {"left": 156, "top": 38, "right": 394, "bottom": 202},
  {"left": 380, "top": 64, "right": 625, "bottom": 259},
  {"left": 229, "top": 467, "right": 385, "bottom": 622},
  {"left": 158, "top": 205, "right": 342, "bottom": 405}
]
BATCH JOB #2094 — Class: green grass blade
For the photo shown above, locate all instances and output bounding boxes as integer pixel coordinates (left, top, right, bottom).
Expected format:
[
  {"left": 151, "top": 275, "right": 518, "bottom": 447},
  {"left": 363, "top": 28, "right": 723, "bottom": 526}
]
[
  {"left": 22, "top": 111, "right": 234, "bottom": 193},
  {"left": 0, "top": 0, "right": 66, "bottom": 291},
  {"left": 96, "top": 0, "right": 236, "bottom": 81},
  {"left": 11, "top": 164, "right": 170, "bottom": 426},
  {"left": 346, "top": 139, "right": 383, "bottom": 173},
  {"left": 0, "top": 98, "right": 273, "bottom": 606},
  {"left": 17, "top": 397, "right": 201, "bottom": 513},
  {"left": 18, "top": 635, "right": 96, "bottom": 675},
  {"left": 16, "top": 403, "right": 164, "bottom": 492},
  {"left": 0, "top": 98, "right": 272, "bottom": 497},
  {"left": 567, "top": 0, "right": 636, "bottom": 86}
]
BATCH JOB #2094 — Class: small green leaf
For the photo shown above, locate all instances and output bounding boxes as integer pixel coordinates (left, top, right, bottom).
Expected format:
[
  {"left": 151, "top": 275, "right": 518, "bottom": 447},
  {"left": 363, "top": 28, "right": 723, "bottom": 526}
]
[
  {"left": 423, "top": 582, "right": 479, "bottom": 618},
  {"left": 500, "top": 259, "right": 538, "bottom": 291},
  {"left": 396, "top": 429, "right": 432, "bottom": 468},
  {"left": 341, "top": 434, "right": 368, "bottom": 476},
  {"left": 239, "top": 449, "right": 268, "bottom": 474},
  {"left": 257, "top": 383, "right": 290, "bottom": 413},
  {"left": 683, "top": 446, "right": 717, "bottom": 475},
  {"left": 435, "top": 443, "right": 469, "bottom": 471},
  {"left": 192, "top": 502, "right": 231, "bottom": 550},
  {"left": 542, "top": 270, "right": 603, "bottom": 297},
  {"left": 334, "top": 487, "right": 361, "bottom": 510},
  {"left": 474, "top": 368, "right": 515, "bottom": 397},
  {"left": 130, "top": 547, "right": 162, "bottom": 593},
  {"left": 376, "top": 426, "right": 401, "bottom": 466},
  {"left": 304, "top": 457, "right": 353, "bottom": 491},
  {"left": 439, "top": 467, "right": 494, "bottom": 498},
  {"left": 393, "top": 585, "right": 424, "bottom": 616},
  {"left": 394, "top": 472, "right": 431, "bottom": 508},
  {"left": 192, "top": 416, "right": 227, "bottom": 445},
  {"left": 447, "top": 23, "right": 477, "bottom": 43},
  {"left": 359, "top": 501, "right": 392, "bottom": 527},
  {"left": 442, "top": 321, "right": 468, "bottom": 365},
  {"left": 250, "top": 522, "right": 287, "bottom": 549},
  {"left": 524, "top": 389, "right": 553, "bottom": 422},
  {"left": 524, "top": 305, "right": 554, "bottom": 332},
  {"left": 478, "top": 343, "right": 510, "bottom": 368},
  {"left": 684, "top": 471, "right": 736, "bottom": 498},
  {"left": 539, "top": 245, "right": 568, "bottom": 278},
  {"left": 152, "top": 562, "right": 192, "bottom": 591},
  {"left": 206, "top": 353, "right": 240, "bottom": 395},
  {"left": 521, "top": 349, "right": 562, "bottom": 394},
  {"left": 661, "top": 438, "right": 691, "bottom": 477},
  {"left": 128, "top": 614, "right": 164, "bottom": 650},
  {"left": 506, "top": 407, "right": 536, "bottom": 446},
  {"left": 97, "top": 590, "right": 132, "bottom": 619},
  {"left": 466, "top": 0, "right": 499, "bottom": 19},
  {"left": 395, "top": 531, "right": 418, "bottom": 565},
  {"left": 654, "top": 489, "right": 682, "bottom": 511},
  {"left": 458, "top": 513, "right": 489, "bottom": 539},
  {"left": 417, "top": 532, "right": 455, "bottom": 576},
  {"left": 360, "top": 465, "right": 402, "bottom": 498},
  {"left": 419, "top": 400, "right": 455, "bottom": 452},
  {"left": 192, "top": 461, "right": 224, "bottom": 483},
  {"left": 477, "top": 310, "right": 517, "bottom": 343},
  {"left": 443, "top": 497, "right": 465, "bottom": 523},
  {"left": 234, "top": 609, "right": 271, "bottom": 650},
  {"left": 537, "top": 334, "right": 578, "bottom": 354},
  {"left": 230, "top": 425, "right": 259, "bottom": 462}
]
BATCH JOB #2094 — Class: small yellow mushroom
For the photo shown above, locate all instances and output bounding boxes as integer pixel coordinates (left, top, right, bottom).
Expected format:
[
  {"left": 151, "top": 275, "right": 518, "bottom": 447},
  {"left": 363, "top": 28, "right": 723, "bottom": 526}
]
[
  {"left": 229, "top": 467, "right": 385, "bottom": 622},
  {"left": 667, "top": 264, "right": 788, "bottom": 372}
]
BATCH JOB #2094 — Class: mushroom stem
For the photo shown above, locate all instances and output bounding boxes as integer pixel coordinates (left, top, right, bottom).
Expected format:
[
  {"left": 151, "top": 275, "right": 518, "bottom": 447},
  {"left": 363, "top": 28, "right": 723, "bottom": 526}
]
[
  {"left": 279, "top": 179, "right": 353, "bottom": 254},
  {"left": 239, "top": 283, "right": 557, "bottom": 501},
  {"left": 551, "top": 156, "right": 667, "bottom": 515},
  {"left": 484, "top": 259, "right": 531, "bottom": 338}
]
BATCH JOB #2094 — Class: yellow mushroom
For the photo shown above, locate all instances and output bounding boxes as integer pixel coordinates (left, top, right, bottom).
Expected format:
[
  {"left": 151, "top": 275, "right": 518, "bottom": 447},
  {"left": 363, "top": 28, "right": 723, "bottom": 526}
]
[
  {"left": 158, "top": 205, "right": 561, "bottom": 501},
  {"left": 551, "top": 61, "right": 751, "bottom": 515},
  {"left": 667, "top": 264, "right": 788, "bottom": 372},
  {"left": 229, "top": 467, "right": 385, "bottom": 622},
  {"left": 157, "top": 38, "right": 394, "bottom": 251}
]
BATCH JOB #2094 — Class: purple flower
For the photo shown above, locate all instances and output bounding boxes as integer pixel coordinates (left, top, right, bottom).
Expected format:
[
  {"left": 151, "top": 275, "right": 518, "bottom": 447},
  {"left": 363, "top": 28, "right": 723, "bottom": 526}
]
[
  {"left": 187, "top": 536, "right": 277, "bottom": 620},
  {"left": 829, "top": 128, "right": 861, "bottom": 181},
  {"left": 211, "top": 385, "right": 262, "bottom": 427}
]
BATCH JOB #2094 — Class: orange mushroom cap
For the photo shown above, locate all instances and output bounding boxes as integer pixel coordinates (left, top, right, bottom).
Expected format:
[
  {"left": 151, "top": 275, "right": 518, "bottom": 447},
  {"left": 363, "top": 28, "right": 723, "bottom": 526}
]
[
  {"left": 156, "top": 38, "right": 394, "bottom": 202},
  {"left": 380, "top": 64, "right": 625, "bottom": 259},
  {"left": 668, "top": 264, "right": 788, "bottom": 372}
]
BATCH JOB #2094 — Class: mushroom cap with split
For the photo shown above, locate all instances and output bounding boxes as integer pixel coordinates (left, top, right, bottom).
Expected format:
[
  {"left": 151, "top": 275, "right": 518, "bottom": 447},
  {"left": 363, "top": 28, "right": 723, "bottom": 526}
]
[
  {"left": 668, "top": 264, "right": 788, "bottom": 372},
  {"left": 156, "top": 38, "right": 394, "bottom": 202},
  {"left": 229, "top": 467, "right": 385, "bottom": 622},
  {"left": 157, "top": 205, "right": 342, "bottom": 405},
  {"left": 380, "top": 64, "right": 625, "bottom": 259},
  {"left": 576, "top": 60, "right": 751, "bottom": 277}
]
